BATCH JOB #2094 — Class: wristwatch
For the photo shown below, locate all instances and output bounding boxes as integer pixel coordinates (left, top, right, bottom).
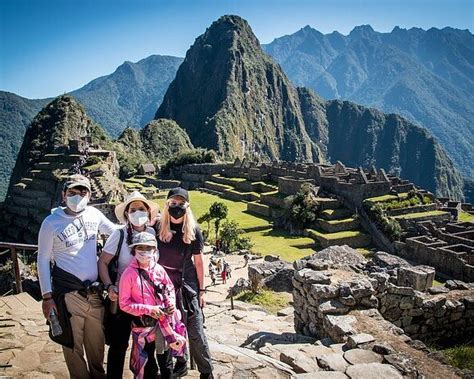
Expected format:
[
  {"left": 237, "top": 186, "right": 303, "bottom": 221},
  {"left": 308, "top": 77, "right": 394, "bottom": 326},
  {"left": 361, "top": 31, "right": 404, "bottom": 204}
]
[
  {"left": 42, "top": 294, "right": 53, "bottom": 301},
  {"left": 199, "top": 288, "right": 206, "bottom": 293}
]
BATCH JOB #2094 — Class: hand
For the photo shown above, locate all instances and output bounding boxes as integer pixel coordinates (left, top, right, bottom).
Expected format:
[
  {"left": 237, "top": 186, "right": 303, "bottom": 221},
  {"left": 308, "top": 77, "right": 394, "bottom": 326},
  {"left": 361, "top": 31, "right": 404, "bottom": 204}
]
[
  {"left": 108, "top": 285, "right": 118, "bottom": 301},
  {"left": 163, "top": 304, "right": 175, "bottom": 315},
  {"left": 150, "top": 306, "right": 165, "bottom": 319},
  {"left": 199, "top": 292, "right": 206, "bottom": 308},
  {"left": 42, "top": 298, "right": 57, "bottom": 321}
]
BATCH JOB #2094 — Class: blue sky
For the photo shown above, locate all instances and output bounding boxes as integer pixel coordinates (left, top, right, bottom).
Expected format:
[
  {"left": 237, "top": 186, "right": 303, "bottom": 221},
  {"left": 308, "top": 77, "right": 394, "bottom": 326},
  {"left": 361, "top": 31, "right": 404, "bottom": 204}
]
[{"left": 1, "top": 0, "right": 472, "bottom": 99}]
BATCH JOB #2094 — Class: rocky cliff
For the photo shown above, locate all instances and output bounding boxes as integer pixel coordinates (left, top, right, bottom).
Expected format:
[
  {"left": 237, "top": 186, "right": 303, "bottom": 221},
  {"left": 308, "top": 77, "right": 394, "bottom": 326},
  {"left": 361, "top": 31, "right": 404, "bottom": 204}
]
[
  {"left": 156, "top": 15, "right": 324, "bottom": 163},
  {"left": 156, "top": 15, "right": 464, "bottom": 200}
]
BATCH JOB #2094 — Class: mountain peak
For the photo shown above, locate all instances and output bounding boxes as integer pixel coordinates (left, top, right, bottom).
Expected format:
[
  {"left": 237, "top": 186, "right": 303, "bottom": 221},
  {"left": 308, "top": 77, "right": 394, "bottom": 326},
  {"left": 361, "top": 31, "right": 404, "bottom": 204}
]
[{"left": 349, "top": 24, "right": 376, "bottom": 37}]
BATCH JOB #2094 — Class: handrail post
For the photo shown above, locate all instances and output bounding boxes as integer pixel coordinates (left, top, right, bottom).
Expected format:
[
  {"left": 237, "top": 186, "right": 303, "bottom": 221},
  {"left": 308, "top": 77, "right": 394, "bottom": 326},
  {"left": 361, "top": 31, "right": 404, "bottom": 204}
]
[{"left": 11, "top": 247, "right": 22, "bottom": 294}]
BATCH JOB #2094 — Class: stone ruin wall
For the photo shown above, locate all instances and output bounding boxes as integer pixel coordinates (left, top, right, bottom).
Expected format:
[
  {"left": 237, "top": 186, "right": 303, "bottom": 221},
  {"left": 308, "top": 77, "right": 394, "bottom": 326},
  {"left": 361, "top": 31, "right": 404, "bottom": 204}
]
[{"left": 291, "top": 251, "right": 474, "bottom": 344}]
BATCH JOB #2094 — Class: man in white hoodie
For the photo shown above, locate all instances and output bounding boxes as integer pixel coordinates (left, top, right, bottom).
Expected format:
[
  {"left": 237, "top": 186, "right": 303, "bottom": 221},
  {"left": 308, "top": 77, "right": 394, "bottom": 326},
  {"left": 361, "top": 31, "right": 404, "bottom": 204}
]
[{"left": 37, "top": 174, "right": 117, "bottom": 379}]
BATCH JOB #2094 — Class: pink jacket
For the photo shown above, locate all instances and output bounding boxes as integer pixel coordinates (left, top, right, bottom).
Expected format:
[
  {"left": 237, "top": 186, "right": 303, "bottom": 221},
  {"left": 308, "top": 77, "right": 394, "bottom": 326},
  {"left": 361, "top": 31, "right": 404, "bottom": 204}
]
[{"left": 119, "top": 257, "right": 176, "bottom": 317}]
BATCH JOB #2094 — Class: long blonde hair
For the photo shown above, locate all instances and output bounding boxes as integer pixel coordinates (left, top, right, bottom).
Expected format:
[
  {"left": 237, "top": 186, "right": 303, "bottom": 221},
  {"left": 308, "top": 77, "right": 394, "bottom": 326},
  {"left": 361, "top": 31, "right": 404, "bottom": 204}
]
[{"left": 159, "top": 199, "right": 196, "bottom": 244}]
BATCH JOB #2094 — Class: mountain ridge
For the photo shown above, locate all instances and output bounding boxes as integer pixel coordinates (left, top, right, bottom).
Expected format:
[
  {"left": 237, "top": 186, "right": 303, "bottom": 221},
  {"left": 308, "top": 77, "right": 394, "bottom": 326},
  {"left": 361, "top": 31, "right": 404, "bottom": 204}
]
[{"left": 263, "top": 24, "right": 474, "bottom": 181}]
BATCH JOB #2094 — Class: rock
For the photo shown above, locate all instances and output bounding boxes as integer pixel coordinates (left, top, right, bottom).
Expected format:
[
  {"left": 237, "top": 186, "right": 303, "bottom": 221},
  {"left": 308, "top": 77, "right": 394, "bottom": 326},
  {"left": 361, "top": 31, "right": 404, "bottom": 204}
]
[
  {"left": 319, "top": 300, "right": 350, "bottom": 315},
  {"left": 277, "top": 307, "right": 294, "bottom": 317},
  {"left": 231, "top": 311, "right": 247, "bottom": 321},
  {"left": 383, "top": 353, "right": 418, "bottom": 376},
  {"left": 307, "top": 259, "right": 330, "bottom": 271},
  {"left": 229, "top": 278, "right": 251, "bottom": 297},
  {"left": 348, "top": 279, "right": 374, "bottom": 299},
  {"left": 343, "top": 349, "right": 383, "bottom": 365},
  {"left": 339, "top": 295, "right": 357, "bottom": 307},
  {"left": 372, "top": 343, "right": 396, "bottom": 355},
  {"left": 294, "top": 269, "right": 331, "bottom": 285},
  {"left": 318, "top": 353, "right": 350, "bottom": 372},
  {"left": 310, "top": 284, "right": 339, "bottom": 299},
  {"left": 397, "top": 265, "right": 435, "bottom": 291},
  {"left": 445, "top": 280, "right": 470, "bottom": 290},
  {"left": 347, "top": 333, "right": 375, "bottom": 349},
  {"left": 264, "top": 255, "right": 281, "bottom": 262},
  {"left": 280, "top": 349, "right": 321, "bottom": 373},
  {"left": 249, "top": 259, "right": 294, "bottom": 292},
  {"left": 387, "top": 284, "right": 415, "bottom": 296},
  {"left": 0, "top": 338, "right": 24, "bottom": 350},
  {"left": 345, "top": 363, "right": 403, "bottom": 379},
  {"left": 295, "top": 372, "right": 348, "bottom": 378},
  {"left": 359, "top": 295, "right": 378, "bottom": 308},
  {"left": 309, "top": 245, "right": 367, "bottom": 267},
  {"left": 323, "top": 315, "right": 357, "bottom": 342},
  {"left": 428, "top": 286, "right": 450, "bottom": 294},
  {"left": 407, "top": 340, "right": 429, "bottom": 352},
  {"left": 373, "top": 252, "right": 409, "bottom": 270},
  {"left": 329, "top": 343, "right": 347, "bottom": 354}
]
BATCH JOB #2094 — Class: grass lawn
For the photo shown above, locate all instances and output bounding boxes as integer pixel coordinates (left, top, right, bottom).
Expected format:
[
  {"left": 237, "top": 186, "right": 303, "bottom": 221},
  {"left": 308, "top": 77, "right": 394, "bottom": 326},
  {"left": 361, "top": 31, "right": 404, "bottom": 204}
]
[
  {"left": 459, "top": 211, "right": 474, "bottom": 223},
  {"left": 235, "top": 289, "right": 292, "bottom": 314},
  {"left": 393, "top": 210, "right": 449, "bottom": 220},
  {"left": 246, "top": 229, "right": 315, "bottom": 261},
  {"left": 364, "top": 192, "right": 409, "bottom": 204},
  {"left": 154, "top": 190, "right": 271, "bottom": 230},
  {"left": 153, "top": 190, "right": 315, "bottom": 261},
  {"left": 307, "top": 229, "right": 365, "bottom": 239},
  {"left": 442, "top": 343, "right": 474, "bottom": 371}
]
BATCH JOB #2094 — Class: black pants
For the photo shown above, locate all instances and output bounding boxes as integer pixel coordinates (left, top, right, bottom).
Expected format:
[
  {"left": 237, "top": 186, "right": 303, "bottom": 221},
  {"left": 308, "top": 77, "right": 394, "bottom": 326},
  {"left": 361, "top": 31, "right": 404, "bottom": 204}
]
[
  {"left": 144, "top": 341, "right": 173, "bottom": 379},
  {"left": 106, "top": 310, "right": 172, "bottom": 378},
  {"left": 186, "top": 296, "right": 214, "bottom": 374}
]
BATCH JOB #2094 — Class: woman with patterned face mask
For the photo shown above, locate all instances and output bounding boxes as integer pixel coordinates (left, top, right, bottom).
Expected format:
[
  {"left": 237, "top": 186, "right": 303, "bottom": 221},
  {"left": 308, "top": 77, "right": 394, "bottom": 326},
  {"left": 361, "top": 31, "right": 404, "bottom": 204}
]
[
  {"left": 119, "top": 232, "right": 186, "bottom": 379},
  {"left": 98, "top": 191, "right": 160, "bottom": 379},
  {"left": 155, "top": 188, "right": 213, "bottom": 379}
]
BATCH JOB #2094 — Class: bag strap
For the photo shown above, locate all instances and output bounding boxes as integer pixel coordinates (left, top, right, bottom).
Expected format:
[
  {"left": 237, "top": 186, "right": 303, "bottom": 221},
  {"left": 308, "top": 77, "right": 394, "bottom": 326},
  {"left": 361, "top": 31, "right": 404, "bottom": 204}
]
[
  {"left": 113, "top": 229, "right": 124, "bottom": 268},
  {"left": 137, "top": 268, "right": 163, "bottom": 295}
]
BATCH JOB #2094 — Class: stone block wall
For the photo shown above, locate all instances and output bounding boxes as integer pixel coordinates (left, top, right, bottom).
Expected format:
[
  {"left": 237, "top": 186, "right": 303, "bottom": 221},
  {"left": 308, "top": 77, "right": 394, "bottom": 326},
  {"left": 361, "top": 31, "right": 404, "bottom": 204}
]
[{"left": 292, "top": 256, "right": 474, "bottom": 343}]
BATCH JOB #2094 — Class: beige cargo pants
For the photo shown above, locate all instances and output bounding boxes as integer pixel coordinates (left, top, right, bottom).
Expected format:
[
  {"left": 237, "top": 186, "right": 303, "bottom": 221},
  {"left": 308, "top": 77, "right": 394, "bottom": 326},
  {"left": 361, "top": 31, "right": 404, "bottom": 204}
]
[{"left": 62, "top": 291, "right": 105, "bottom": 379}]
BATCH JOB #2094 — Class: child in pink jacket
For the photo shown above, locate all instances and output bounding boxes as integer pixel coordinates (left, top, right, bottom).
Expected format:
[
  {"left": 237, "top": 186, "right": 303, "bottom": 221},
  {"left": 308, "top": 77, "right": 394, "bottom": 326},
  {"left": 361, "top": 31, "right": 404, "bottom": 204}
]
[{"left": 119, "top": 232, "right": 186, "bottom": 379}]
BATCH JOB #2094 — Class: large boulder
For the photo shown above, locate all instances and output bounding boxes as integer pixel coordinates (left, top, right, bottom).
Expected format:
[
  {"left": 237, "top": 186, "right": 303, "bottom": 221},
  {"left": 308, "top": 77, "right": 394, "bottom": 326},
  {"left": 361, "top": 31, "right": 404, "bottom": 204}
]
[{"left": 248, "top": 258, "right": 294, "bottom": 292}]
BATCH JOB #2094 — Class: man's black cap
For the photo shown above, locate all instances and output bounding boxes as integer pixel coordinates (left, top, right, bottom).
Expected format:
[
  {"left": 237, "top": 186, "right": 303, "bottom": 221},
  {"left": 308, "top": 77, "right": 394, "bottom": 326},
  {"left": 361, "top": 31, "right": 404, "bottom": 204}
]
[{"left": 167, "top": 187, "right": 189, "bottom": 202}]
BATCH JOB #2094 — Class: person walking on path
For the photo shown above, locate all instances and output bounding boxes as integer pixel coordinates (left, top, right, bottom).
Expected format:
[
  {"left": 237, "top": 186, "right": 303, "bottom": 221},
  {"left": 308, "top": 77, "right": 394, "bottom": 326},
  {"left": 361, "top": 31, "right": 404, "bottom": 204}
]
[
  {"left": 98, "top": 191, "right": 160, "bottom": 378},
  {"left": 119, "top": 232, "right": 186, "bottom": 379},
  {"left": 37, "top": 174, "right": 117, "bottom": 379},
  {"left": 156, "top": 188, "right": 214, "bottom": 379}
]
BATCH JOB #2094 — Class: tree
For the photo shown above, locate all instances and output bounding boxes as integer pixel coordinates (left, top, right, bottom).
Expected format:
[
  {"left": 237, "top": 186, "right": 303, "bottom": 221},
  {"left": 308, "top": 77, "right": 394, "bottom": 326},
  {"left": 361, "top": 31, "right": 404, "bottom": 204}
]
[
  {"left": 209, "top": 202, "right": 228, "bottom": 240},
  {"left": 285, "top": 183, "right": 320, "bottom": 231},
  {"left": 219, "top": 219, "right": 253, "bottom": 254},
  {"left": 197, "top": 212, "right": 212, "bottom": 240}
]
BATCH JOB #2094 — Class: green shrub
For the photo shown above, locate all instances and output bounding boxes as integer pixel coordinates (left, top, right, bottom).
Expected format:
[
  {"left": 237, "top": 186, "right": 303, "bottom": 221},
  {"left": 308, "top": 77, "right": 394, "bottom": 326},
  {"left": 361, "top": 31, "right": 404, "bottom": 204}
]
[
  {"left": 285, "top": 183, "right": 320, "bottom": 230},
  {"left": 219, "top": 219, "right": 253, "bottom": 253}
]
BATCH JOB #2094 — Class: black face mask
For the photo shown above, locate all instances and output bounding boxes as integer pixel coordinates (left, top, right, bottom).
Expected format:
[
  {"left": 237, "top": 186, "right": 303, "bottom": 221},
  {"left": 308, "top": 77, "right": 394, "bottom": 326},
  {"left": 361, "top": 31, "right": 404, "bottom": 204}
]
[{"left": 169, "top": 205, "right": 186, "bottom": 219}]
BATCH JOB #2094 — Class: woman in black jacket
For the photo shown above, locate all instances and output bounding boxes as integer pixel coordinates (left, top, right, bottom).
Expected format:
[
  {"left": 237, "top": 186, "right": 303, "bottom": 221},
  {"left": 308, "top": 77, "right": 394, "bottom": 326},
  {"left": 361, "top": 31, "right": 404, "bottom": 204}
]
[{"left": 156, "top": 188, "right": 213, "bottom": 379}]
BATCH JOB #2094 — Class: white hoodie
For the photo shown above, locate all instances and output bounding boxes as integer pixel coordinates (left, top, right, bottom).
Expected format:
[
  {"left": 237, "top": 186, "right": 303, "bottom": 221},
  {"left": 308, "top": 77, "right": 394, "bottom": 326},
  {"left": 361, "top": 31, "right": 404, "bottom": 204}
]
[{"left": 37, "top": 206, "right": 117, "bottom": 295}]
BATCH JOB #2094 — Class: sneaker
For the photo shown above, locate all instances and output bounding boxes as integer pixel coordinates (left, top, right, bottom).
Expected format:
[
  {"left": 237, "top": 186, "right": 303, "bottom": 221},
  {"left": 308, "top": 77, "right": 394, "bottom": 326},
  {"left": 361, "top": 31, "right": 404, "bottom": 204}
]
[{"left": 173, "top": 360, "right": 188, "bottom": 377}]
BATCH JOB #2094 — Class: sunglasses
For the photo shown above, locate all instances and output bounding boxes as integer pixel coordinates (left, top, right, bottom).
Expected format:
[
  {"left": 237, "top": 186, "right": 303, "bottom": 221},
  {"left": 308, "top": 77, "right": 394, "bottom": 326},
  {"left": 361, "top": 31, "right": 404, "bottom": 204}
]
[{"left": 167, "top": 200, "right": 189, "bottom": 208}]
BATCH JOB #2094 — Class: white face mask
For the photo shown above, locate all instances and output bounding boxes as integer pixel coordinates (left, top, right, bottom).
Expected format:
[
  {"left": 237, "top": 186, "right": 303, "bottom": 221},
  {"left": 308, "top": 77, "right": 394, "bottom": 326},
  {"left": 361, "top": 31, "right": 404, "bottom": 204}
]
[
  {"left": 128, "top": 210, "right": 148, "bottom": 227},
  {"left": 135, "top": 250, "right": 155, "bottom": 265},
  {"left": 66, "top": 194, "right": 88, "bottom": 213}
]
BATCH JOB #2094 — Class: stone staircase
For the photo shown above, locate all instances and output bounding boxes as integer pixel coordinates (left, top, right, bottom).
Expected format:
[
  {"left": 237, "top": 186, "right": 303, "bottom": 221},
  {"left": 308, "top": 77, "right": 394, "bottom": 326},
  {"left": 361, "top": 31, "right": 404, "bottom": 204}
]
[{"left": 304, "top": 201, "right": 372, "bottom": 249}]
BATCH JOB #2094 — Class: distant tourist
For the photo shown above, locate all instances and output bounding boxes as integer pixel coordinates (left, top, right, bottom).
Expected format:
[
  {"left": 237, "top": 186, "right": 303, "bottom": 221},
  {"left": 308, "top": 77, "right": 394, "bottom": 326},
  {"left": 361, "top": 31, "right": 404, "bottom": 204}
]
[
  {"left": 156, "top": 188, "right": 214, "bottom": 378},
  {"left": 243, "top": 253, "right": 250, "bottom": 267},
  {"left": 37, "top": 174, "right": 117, "bottom": 379},
  {"left": 98, "top": 191, "right": 160, "bottom": 378},
  {"left": 119, "top": 232, "right": 186, "bottom": 379},
  {"left": 221, "top": 265, "right": 227, "bottom": 284},
  {"left": 210, "top": 267, "right": 216, "bottom": 286},
  {"left": 225, "top": 262, "right": 232, "bottom": 279}
]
